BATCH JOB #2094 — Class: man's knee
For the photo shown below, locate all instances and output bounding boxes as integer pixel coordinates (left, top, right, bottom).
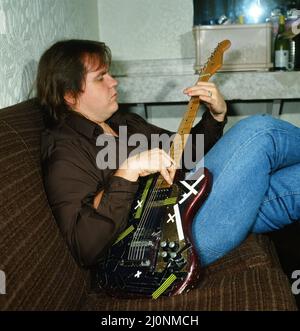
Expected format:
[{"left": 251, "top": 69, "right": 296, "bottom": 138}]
[
  {"left": 229, "top": 115, "right": 281, "bottom": 140},
  {"left": 237, "top": 114, "right": 278, "bottom": 130}
]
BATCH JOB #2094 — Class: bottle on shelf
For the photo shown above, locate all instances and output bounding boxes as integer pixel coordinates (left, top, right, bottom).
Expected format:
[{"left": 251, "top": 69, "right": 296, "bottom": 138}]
[
  {"left": 238, "top": 15, "right": 245, "bottom": 24},
  {"left": 268, "top": 7, "right": 282, "bottom": 64},
  {"left": 274, "top": 15, "right": 290, "bottom": 70},
  {"left": 285, "top": 7, "right": 300, "bottom": 70}
]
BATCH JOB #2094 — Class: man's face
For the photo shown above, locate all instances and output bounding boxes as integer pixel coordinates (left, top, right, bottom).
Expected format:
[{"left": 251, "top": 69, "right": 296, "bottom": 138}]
[{"left": 70, "top": 61, "right": 119, "bottom": 123}]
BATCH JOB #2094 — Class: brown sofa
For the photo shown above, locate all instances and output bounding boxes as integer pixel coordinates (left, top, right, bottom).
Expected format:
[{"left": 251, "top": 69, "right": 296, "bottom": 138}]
[{"left": 0, "top": 99, "right": 297, "bottom": 311}]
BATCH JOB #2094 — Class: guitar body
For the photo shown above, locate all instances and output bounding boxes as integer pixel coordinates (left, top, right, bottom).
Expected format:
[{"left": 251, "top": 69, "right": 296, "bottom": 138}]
[{"left": 95, "top": 167, "right": 212, "bottom": 298}]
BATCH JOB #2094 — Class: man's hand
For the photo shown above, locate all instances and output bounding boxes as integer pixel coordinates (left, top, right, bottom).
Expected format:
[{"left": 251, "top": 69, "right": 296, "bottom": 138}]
[
  {"left": 183, "top": 82, "right": 227, "bottom": 122},
  {"left": 95, "top": 149, "right": 175, "bottom": 209},
  {"left": 115, "top": 148, "right": 176, "bottom": 185}
]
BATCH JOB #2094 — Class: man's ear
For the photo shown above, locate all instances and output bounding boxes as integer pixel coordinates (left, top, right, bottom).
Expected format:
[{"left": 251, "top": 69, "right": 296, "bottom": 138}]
[{"left": 64, "top": 92, "right": 77, "bottom": 106}]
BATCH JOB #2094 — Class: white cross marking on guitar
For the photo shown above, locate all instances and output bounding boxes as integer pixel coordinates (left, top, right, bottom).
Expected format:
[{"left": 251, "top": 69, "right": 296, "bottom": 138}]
[
  {"left": 179, "top": 174, "right": 205, "bottom": 205},
  {"left": 167, "top": 213, "right": 176, "bottom": 223},
  {"left": 134, "top": 270, "right": 142, "bottom": 278},
  {"left": 134, "top": 199, "right": 143, "bottom": 210}
]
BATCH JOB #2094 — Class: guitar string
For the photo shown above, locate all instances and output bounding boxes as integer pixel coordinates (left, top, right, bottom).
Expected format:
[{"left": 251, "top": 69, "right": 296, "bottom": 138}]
[
  {"left": 129, "top": 175, "right": 160, "bottom": 261},
  {"left": 132, "top": 116, "right": 200, "bottom": 262},
  {"left": 130, "top": 125, "right": 190, "bottom": 261},
  {"left": 132, "top": 136, "right": 179, "bottom": 261},
  {"left": 131, "top": 173, "right": 163, "bottom": 260},
  {"left": 136, "top": 178, "right": 168, "bottom": 261},
  {"left": 129, "top": 115, "right": 196, "bottom": 262},
  {"left": 128, "top": 172, "right": 160, "bottom": 259},
  {"left": 133, "top": 151, "right": 181, "bottom": 262}
]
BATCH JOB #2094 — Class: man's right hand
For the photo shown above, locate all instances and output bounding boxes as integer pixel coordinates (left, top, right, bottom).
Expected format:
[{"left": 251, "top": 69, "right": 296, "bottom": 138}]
[{"left": 114, "top": 148, "right": 176, "bottom": 185}]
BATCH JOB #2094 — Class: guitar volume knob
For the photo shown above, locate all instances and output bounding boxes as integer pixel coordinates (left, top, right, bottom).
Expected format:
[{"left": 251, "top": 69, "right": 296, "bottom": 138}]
[
  {"left": 160, "top": 251, "right": 169, "bottom": 262},
  {"left": 160, "top": 241, "right": 168, "bottom": 249},
  {"left": 168, "top": 241, "right": 179, "bottom": 250}
]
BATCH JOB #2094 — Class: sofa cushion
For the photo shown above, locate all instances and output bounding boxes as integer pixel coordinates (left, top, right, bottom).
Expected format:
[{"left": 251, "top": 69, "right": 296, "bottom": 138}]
[
  {"left": 0, "top": 110, "right": 86, "bottom": 310},
  {"left": 0, "top": 99, "right": 45, "bottom": 167},
  {"left": 81, "top": 234, "right": 297, "bottom": 311}
]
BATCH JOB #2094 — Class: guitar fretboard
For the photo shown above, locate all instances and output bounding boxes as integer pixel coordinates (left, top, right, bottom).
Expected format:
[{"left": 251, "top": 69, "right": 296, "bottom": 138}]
[{"left": 155, "top": 76, "right": 210, "bottom": 189}]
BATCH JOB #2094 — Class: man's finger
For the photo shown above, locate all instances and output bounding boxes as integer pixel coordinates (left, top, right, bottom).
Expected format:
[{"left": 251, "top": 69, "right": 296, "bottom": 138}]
[{"left": 160, "top": 169, "right": 173, "bottom": 185}]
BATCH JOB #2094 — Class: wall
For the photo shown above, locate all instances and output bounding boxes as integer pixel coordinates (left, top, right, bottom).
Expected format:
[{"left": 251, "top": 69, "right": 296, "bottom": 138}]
[
  {"left": 98, "top": 0, "right": 194, "bottom": 60},
  {"left": 0, "top": 0, "right": 99, "bottom": 108},
  {"left": 98, "top": 0, "right": 300, "bottom": 131}
]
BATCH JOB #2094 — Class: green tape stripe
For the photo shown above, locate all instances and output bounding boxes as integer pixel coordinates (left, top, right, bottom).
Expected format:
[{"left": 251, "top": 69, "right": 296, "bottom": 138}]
[
  {"left": 152, "top": 274, "right": 177, "bottom": 300},
  {"left": 153, "top": 197, "right": 177, "bottom": 207},
  {"left": 134, "top": 177, "right": 153, "bottom": 219},
  {"left": 113, "top": 225, "right": 135, "bottom": 245}
]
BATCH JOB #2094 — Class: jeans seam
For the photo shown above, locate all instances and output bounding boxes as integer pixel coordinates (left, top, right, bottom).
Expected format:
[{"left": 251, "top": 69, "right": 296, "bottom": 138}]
[{"left": 263, "top": 192, "right": 300, "bottom": 203}]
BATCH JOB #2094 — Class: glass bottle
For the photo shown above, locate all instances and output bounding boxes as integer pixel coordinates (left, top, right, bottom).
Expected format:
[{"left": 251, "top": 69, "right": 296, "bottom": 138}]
[{"left": 274, "top": 15, "right": 290, "bottom": 70}]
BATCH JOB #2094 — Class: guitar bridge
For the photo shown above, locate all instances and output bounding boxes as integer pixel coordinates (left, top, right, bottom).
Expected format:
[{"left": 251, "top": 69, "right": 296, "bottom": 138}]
[{"left": 123, "top": 238, "right": 160, "bottom": 269}]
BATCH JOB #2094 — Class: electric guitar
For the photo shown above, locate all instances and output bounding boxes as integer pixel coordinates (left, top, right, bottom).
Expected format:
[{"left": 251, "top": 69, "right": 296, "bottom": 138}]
[{"left": 95, "top": 40, "right": 231, "bottom": 299}]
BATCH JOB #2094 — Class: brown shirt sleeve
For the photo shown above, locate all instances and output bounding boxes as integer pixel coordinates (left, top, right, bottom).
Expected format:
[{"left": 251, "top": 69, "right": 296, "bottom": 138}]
[
  {"left": 42, "top": 141, "right": 139, "bottom": 268},
  {"left": 191, "top": 110, "right": 227, "bottom": 154}
]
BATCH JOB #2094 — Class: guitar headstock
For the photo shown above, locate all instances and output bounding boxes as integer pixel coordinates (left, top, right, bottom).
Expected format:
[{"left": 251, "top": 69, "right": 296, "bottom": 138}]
[{"left": 199, "top": 40, "right": 231, "bottom": 81}]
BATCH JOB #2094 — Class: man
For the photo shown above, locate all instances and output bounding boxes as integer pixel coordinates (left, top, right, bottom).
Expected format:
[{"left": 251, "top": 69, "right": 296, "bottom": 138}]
[{"left": 39, "top": 39, "right": 227, "bottom": 267}]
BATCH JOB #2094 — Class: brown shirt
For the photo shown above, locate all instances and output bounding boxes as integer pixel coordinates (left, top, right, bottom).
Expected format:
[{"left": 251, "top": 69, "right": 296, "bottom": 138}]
[{"left": 41, "top": 109, "right": 226, "bottom": 268}]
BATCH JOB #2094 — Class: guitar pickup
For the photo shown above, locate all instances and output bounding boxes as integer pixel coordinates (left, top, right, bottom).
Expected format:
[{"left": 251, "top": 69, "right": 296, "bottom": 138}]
[{"left": 130, "top": 240, "right": 154, "bottom": 248}]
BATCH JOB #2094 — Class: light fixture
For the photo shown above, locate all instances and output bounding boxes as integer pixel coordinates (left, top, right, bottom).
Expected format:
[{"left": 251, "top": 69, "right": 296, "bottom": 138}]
[{"left": 248, "top": 0, "right": 264, "bottom": 23}]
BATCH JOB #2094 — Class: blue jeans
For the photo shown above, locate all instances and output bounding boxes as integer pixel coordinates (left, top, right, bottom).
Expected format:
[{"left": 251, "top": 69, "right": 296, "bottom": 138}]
[{"left": 189, "top": 115, "right": 300, "bottom": 266}]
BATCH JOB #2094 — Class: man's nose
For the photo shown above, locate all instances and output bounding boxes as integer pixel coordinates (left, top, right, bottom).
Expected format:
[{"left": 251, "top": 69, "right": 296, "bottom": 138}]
[{"left": 108, "top": 74, "right": 118, "bottom": 87}]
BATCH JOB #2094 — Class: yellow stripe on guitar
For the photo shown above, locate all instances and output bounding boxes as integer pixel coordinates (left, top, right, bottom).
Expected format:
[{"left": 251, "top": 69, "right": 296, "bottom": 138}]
[
  {"left": 152, "top": 274, "right": 177, "bottom": 300},
  {"left": 113, "top": 225, "right": 135, "bottom": 245},
  {"left": 134, "top": 177, "right": 153, "bottom": 219},
  {"left": 152, "top": 197, "right": 177, "bottom": 207}
]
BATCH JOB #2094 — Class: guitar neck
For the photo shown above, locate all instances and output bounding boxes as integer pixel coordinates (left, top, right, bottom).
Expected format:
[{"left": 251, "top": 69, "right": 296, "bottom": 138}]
[
  {"left": 155, "top": 75, "right": 211, "bottom": 188},
  {"left": 169, "top": 97, "right": 199, "bottom": 165},
  {"left": 170, "top": 72, "right": 212, "bottom": 167},
  {"left": 154, "top": 97, "right": 200, "bottom": 189},
  {"left": 154, "top": 39, "right": 231, "bottom": 189}
]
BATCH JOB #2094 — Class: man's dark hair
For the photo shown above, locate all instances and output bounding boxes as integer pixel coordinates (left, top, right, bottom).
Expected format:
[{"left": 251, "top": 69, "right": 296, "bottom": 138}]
[{"left": 36, "top": 39, "right": 111, "bottom": 127}]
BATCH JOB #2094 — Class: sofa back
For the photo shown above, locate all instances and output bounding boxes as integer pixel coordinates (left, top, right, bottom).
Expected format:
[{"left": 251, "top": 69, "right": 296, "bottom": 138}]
[{"left": 0, "top": 99, "right": 86, "bottom": 310}]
